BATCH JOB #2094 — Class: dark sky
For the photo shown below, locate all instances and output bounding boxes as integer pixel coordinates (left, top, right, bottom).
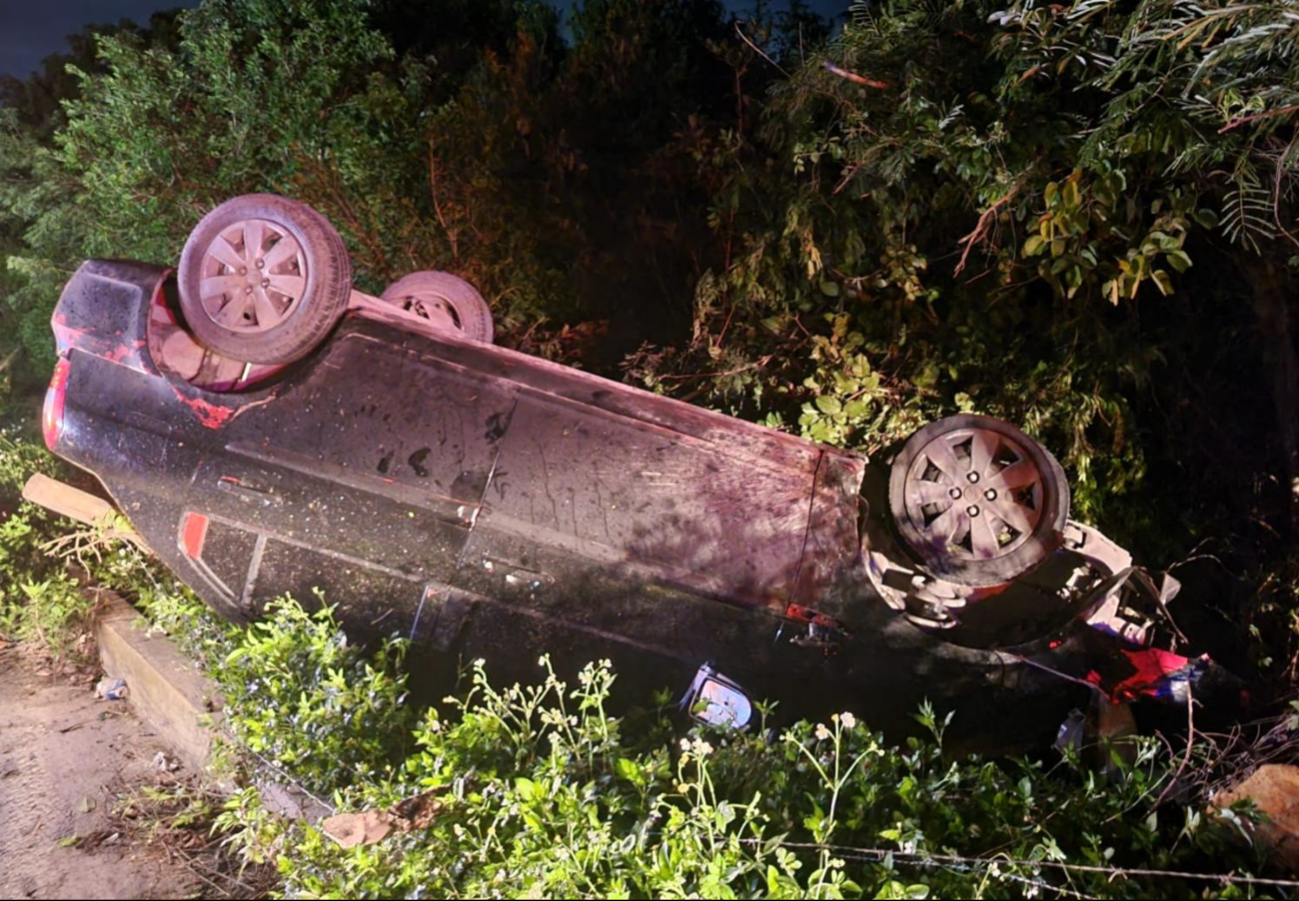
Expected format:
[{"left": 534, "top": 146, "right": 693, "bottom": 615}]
[{"left": 0, "top": 0, "right": 849, "bottom": 80}]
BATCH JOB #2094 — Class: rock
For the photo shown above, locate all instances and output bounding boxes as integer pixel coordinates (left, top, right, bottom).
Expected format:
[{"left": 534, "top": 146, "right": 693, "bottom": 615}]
[{"left": 1213, "top": 763, "right": 1299, "bottom": 871}]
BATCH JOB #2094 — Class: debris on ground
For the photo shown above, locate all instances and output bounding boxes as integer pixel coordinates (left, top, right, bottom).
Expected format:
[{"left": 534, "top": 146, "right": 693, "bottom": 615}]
[
  {"left": 321, "top": 788, "right": 447, "bottom": 848},
  {"left": 259, "top": 780, "right": 332, "bottom": 824},
  {"left": 679, "top": 664, "right": 753, "bottom": 729},
  {"left": 94, "top": 676, "right": 129, "bottom": 700},
  {"left": 151, "top": 751, "right": 179, "bottom": 772}
]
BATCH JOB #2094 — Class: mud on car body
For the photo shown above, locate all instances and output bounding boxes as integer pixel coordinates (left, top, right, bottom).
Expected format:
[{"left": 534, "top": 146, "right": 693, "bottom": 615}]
[{"left": 34, "top": 195, "right": 1212, "bottom": 750}]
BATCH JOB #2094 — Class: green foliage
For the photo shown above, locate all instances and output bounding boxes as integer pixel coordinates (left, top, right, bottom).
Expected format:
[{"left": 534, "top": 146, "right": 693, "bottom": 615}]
[
  {"left": 0, "top": 431, "right": 97, "bottom": 655},
  {"left": 218, "top": 594, "right": 416, "bottom": 793},
  {"left": 198, "top": 648, "right": 1268, "bottom": 900}
]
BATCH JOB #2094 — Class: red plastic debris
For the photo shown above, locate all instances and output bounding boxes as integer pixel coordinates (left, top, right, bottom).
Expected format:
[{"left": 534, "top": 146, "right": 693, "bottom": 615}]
[{"left": 1083, "top": 647, "right": 1203, "bottom": 703}]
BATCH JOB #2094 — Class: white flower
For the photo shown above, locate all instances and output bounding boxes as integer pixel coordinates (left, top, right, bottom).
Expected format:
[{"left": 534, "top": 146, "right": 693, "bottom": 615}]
[
  {"left": 841, "top": 712, "right": 857, "bottom": 730},
  {"left": 691, "top": 739, "right": 714, "bottom": 757},
  {"left": 680, "top": 737, "right": 692, "bottom": 751},
  {"left": 815, "top": 723, "right": 831, "bottom": 741},
  {"left": 537, "top": 655, "right": 547, "bottom": 667}
]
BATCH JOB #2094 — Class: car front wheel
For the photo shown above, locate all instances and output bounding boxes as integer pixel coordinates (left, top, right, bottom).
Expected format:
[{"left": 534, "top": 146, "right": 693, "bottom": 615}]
[{"left": 887, "top": 414, "right": 1070, "bottom": 587}]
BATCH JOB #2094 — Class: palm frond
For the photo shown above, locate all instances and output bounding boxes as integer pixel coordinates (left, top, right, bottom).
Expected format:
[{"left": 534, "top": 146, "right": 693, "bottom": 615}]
[{"left": 1220, "top": 167, "right": 1277, "bottom": 252}]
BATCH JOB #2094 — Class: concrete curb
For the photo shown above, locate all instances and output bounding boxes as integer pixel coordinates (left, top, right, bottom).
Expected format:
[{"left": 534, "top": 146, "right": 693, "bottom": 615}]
[{"left": 94, "top": 593, "right": 222, "bottom": 771}]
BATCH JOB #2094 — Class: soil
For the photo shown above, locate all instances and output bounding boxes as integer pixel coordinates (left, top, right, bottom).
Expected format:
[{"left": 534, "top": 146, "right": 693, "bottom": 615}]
[{"left": 0, "top": 643, "right": 199, "bottom": 900}]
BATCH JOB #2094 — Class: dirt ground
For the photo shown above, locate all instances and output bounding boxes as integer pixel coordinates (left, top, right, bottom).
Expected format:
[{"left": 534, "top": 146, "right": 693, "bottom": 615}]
[{"left": 0, "top": 642, "right": 200, "bottom": 900}]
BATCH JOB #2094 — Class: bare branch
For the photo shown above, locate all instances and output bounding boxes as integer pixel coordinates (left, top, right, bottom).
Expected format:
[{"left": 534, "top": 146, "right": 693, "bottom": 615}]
[
  {"left": 821, "top": 60, "right": 891, "bottom": 90},
  {"left": 1218, "top": 104, "right": 1299, "bottom": 133},
  {"left": 955, "top": 187, "right": 1020, "bottom": 276},
  {"left": 734, "top": 23, "right": 788, "bottom": 77}
]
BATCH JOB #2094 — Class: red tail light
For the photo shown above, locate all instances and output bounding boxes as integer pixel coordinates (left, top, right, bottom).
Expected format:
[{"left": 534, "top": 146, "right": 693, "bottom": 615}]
[
  {"left": 180, "top": 511, "right": 209, "bottom": 559},
  {"left": 42, "top": 357, "right": 70, "bottom": 451}
]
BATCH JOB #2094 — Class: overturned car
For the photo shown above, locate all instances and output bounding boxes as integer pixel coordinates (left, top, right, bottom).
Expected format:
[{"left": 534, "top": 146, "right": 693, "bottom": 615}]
[{"left": 34, "top": 194, "right": 1213, "bottom": 749}]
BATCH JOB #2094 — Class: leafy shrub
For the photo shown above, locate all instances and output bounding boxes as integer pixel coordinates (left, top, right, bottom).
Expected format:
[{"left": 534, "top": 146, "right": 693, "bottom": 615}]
[
  {"left": 217, "top": 594, "right": 416, "bottom": 794},
  {"left": 200, "top": 650, "right": 1270, "bottom": 900}
]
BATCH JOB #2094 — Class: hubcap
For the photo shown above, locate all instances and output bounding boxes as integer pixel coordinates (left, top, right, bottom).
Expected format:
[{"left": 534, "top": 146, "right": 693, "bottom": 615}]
[
  {"left": 901, "top": 427, "right": 1045, "bottom": 560},
  {"left": 400, "top": 293, "right": 462, "bottom": 333},
  {"left": 198, "top": 218, "right": 307, "bottom": 333}
]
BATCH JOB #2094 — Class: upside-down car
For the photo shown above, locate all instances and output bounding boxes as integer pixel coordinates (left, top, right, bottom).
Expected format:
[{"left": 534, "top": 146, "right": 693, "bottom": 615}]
[{"left": 32, "top": 194, "right": 1215, "bottom": 749}]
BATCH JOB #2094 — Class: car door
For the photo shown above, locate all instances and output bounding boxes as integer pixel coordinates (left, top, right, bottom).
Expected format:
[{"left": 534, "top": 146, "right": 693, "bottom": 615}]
[{"left": 194, "top": 322, "right": 518, "bottom": 642}]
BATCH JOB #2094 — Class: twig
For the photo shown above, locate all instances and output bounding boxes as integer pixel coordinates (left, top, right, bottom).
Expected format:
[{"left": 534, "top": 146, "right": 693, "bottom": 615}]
[
  {"left": 822, "top": 60, "right": 891, "bottom": 89},
  {"left": 741, "top": 838, "right": 1299, "bottom": 889},
  {"left": 174, "top": 852, "right": 231, "bottom": 899},
  {"left": 1271, "top": 133, "right": 1299, "bottom": 251},
  {"left": 955, "top": 187, "right": 1019, "bottom": 275},
  {"left": 655, "top": 356, "right": 773, "bottom": 382},
  {"left": 427, "top": 136, "right": 459, "bottom": 261},
  {"left": 734, "top": 23, "right": 788, "bottom": 76},
  {"left": 1154, "top": 684, "right": 1196, "bottom": 808},
  {"left": 1218, "top": 104, "right": 1299, "bottom": 133}
]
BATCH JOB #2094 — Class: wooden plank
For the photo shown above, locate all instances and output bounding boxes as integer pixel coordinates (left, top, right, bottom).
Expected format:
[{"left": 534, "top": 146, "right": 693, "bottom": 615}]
[{"left": 21, "top": 473, "right": 142, "bottom": 544}]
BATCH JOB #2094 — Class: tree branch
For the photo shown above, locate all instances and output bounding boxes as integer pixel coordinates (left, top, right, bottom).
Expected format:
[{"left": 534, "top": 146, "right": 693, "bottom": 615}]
[
  {"left": 822, "top": 61, "right": 891, "bottom": 90},
  {"left": 955, "top": 187, "right": 1019, "bottom": 276},
  {"left": 1218, "top": 104, "right": 1299, "bottom": 133}
]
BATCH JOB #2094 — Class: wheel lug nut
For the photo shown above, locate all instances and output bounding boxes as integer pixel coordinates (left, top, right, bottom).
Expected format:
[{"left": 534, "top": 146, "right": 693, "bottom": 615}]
[
  {"left": 256, "top": 259, "right": 264, "bottom": 269},
  {"left": 261, "top": 279, "right": 270, "bottom": 287},
  {"left": 238, "top": 267, "right": 247, "bottom": 275},
  {"left": 967, "top": 505, "right": 980, "bottom": 517},
  {"left": 967, "top": 472, "right": 980, "bottom": 483},
  {"left": 984, "top": 488, "right": 997, "bottom": 501},
  {"left": 244, "top": 287, "right": 253, "bottom": 295},
  {"left": 948, "top": 487, "right": 962, "bottom": 500}
]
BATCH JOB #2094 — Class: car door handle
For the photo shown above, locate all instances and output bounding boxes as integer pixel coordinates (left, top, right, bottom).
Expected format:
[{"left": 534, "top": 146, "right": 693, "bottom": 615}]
[{"left": 216, "top": 475, "right": 282, "bottom": 507}]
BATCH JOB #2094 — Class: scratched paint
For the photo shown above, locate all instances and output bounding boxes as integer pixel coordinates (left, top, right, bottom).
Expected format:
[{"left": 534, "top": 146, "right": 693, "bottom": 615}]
[{"left": 170, "top": 385, "right": 235, "bottom": 428}]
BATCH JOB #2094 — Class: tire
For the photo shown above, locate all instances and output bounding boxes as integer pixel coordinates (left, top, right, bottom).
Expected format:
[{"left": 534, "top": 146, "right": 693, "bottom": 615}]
[
  {"left": 178, "top": 194, "right": 351, "bottom": 365},
  {"left": 887, "top": 414, "right": 1069, "bottom": 587},
  {"left": 379, "top": 271, "right": 493, "bottom": 343}
]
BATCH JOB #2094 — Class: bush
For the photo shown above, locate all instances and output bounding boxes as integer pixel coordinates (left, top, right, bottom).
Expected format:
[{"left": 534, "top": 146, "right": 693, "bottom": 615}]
[{"left": 200, "top": 646, "right": 1270, "bottom": 900}]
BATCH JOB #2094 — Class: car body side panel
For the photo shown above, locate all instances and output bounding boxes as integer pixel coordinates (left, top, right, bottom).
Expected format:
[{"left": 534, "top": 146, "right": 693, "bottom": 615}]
[
  {"left": 481, "top": 385, "right": 816, "bottom": 608},
  {"left": 49, "top": 262, "right": 837, "bottom": 630}
]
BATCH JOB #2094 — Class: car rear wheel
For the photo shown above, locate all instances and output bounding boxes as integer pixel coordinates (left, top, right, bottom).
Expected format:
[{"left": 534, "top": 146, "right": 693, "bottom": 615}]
[
  {"left": 178, "top": 194, "right": 351, "bottom": 365},
  {"left": 887, "top": 414, "right": 1069, "bottom": 587},
  {"left": 379, "top": 271, "right": 493, "bottom": 343}
]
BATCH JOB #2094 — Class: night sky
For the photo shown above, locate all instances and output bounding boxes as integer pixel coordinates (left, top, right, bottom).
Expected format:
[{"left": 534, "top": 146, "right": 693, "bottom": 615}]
[{"left": 0, "top": 0, "right": 850, "bottom": 80}]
